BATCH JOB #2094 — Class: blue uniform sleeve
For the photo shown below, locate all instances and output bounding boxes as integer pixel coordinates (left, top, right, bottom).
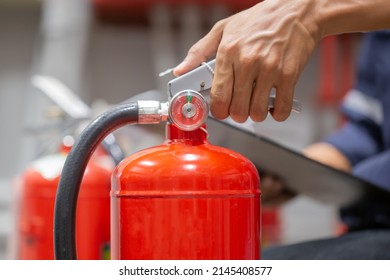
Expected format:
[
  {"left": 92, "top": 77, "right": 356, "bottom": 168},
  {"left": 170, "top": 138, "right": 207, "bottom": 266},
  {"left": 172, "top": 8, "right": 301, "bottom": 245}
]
[
  {"left": 323, "top": 31, "right": 388, "bottom": 167},
  {"left": 324, "top": 113, "right": 383, "bottom": 167}
]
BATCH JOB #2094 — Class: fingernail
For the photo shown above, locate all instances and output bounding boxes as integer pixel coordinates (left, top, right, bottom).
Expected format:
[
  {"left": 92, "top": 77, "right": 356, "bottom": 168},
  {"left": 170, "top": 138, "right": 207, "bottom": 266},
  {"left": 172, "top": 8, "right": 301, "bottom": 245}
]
[
  {"left": 174, "top": 61, "right": 185, "bottom": 70},
  {"left": 173, "top": 61, "right": 186, "bottom": 76}
]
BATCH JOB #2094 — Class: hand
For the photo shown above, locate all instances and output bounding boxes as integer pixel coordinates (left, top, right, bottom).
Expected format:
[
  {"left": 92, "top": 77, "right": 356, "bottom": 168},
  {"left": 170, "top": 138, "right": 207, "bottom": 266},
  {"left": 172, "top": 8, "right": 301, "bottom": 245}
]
[
  {"left": 261, "top": 172, "right": 296, "bottom": 206},
  {"left": 303, "top": 142, "right": 351, "bottom": 172},
  {"left": 174, "top": 0, "right": 320, "bottom": 123}
]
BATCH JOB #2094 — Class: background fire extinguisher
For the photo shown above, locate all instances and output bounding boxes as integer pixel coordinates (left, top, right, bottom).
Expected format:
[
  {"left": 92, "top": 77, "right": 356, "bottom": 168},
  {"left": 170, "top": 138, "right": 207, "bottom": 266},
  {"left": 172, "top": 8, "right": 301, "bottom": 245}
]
[
  {"left": 54, "top": 89, "right": 261, "bottom": 260},
  {"left": 11, "top": 76, "right": 125, "bottom": 259},
  {"left": 15, "top": 136, "right": 115, "bottom": 259}
]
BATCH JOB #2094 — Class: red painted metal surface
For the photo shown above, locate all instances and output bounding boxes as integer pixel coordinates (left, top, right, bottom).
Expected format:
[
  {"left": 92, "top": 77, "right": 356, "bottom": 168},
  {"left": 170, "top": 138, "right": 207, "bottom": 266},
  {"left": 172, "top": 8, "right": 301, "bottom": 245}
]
[
  {"left": 317, "top": 34, "right": 357, "bottom": 106},
  {"left": 91, "top": 0, "right": 261, "bottom": 22},
  {"left": 111, "top": 124, "right": 261, "bottom": 259},
  {"left": 261, "top": 207, "right": 282, "bottom": 247},
  {"left": 17, "top": 145, "right": 112, "bottom": 260}
]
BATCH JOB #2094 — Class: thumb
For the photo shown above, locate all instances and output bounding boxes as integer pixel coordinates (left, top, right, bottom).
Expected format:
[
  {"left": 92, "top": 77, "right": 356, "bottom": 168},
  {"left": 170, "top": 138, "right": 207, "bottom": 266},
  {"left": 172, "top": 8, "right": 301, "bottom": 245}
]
[{"left": 173, "top": 20, "right": 225, "bottom": 76}]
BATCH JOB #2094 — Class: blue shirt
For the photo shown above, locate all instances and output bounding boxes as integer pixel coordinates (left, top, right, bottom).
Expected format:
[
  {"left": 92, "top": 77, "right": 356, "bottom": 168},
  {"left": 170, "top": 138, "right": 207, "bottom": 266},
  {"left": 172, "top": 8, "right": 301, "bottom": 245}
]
[{"left": 325, "top": 31, "right": 390, "bottom": 229}]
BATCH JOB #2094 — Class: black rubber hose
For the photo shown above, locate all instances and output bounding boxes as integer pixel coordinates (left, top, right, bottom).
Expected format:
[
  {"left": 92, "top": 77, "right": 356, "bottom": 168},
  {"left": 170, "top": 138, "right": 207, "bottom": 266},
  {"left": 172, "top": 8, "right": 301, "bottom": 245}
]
[{"left": 54, "top": 102, "right": 139, "bottom": 260}]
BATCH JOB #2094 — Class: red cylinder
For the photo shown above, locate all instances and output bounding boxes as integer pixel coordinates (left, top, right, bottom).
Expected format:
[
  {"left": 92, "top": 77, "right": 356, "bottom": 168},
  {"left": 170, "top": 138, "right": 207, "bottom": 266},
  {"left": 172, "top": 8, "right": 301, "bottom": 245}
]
[
  {"left": 16, "top": 144, "right": 112, "bottom": 260},
  {"left": 111, "top": 124, "right": 261, "bottom": 259}
]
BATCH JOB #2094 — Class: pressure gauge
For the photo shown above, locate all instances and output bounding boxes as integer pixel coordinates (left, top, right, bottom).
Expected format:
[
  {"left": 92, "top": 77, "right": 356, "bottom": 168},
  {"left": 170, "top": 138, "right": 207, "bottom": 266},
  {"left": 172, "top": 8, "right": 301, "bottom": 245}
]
[{"left": 169, "top": 90, "right": 209, "bottom": 131}]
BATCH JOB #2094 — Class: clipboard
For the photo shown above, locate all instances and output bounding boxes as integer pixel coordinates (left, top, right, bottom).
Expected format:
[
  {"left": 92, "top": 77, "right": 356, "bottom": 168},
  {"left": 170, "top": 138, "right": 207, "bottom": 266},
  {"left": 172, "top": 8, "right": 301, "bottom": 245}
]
[
  {"left": 206, "top": 117, "right": 390, "bottom": 207},
  {"left": 122, "top": 89, "right": 390, "bottom": 207}
]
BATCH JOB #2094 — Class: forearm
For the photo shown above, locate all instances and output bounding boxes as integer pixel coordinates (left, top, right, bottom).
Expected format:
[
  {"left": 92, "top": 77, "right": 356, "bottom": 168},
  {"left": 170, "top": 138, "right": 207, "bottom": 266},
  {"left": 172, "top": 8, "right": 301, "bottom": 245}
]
[{"left": 314, "top": 0, "right": 390, "bottom": 38}]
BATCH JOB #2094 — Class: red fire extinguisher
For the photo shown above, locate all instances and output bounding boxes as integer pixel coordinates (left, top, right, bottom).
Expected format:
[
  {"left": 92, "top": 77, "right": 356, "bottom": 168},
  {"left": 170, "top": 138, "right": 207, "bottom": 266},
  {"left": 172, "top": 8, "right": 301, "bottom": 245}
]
[
  {"left": 54, "top": 89, "right": 261, "bottom": 259},
  {"left": 16, "top": 136, "right": 115, "bottom": 260}
]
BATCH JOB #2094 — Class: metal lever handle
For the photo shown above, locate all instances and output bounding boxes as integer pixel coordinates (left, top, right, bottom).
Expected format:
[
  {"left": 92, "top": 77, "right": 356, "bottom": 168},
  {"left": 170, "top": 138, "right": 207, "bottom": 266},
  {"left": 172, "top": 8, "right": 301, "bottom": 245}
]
[{"left": 167, "top": 59, "right": 302, "bottom": 113}]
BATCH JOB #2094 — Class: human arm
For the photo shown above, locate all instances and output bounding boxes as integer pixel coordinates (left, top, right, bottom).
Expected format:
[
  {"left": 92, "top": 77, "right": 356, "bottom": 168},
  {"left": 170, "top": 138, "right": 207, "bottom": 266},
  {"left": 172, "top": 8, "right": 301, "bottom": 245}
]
[{"left": 174, "top": 0, "right": 390, "bottom": 122}]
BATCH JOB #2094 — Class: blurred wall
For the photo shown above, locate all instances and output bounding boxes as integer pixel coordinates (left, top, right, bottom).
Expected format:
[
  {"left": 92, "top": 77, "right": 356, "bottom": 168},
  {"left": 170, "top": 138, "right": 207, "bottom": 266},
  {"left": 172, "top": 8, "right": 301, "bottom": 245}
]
[{"left": 0, "top": 1, "right": 42, "bottom": 259}]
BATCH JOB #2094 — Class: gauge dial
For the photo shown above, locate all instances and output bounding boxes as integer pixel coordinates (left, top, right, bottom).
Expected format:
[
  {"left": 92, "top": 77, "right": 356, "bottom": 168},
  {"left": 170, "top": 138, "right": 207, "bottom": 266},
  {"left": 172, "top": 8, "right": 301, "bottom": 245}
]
[{"left": 169, "top": 90, "right": 209, "bottom": 131}]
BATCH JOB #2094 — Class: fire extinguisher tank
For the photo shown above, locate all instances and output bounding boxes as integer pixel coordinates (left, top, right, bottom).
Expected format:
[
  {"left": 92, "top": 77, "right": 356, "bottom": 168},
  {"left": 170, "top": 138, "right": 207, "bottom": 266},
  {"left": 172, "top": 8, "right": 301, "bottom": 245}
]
[
  {"left": 18, "top": 144, "right": 112, "bottom": 260},
  {"left": 111, "top": 124, "right": 261, "bottom": 259}
]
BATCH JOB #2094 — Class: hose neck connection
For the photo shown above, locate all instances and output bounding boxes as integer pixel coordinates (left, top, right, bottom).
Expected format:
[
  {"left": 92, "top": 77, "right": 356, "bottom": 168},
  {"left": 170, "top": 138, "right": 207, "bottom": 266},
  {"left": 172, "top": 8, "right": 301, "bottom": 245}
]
[{"left": 166, "top": 123, "right": 207, "bottom": 145}]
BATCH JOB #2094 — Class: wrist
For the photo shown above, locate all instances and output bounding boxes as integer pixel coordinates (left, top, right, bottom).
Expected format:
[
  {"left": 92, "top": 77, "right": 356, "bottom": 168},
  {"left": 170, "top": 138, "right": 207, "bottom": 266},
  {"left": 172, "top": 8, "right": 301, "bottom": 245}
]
[{"left": 315, "top": 0, "right": 390, "bottom": 38}]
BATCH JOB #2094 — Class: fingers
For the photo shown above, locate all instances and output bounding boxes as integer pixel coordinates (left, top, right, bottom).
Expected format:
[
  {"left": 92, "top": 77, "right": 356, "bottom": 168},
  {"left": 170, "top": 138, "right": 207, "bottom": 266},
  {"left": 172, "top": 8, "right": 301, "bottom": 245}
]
[
  {"left": 271, "top": 83, "right": 294, "bottom": 122},
  {"left": 270, "top": 62, "right": 297, "bottom": 121},
  {"left": 211, "top": 54, "right": 296, "bottom": 123},
  {"left": 212, "top": 42, "right": 277, "bottom": 122},
  {"left": 262, "top": 175, "right": 286, "bottom": 200},
  {"left": 210, "top": 54, "right": 233, "bottom": 120},
  {"left": 211, "top": 50, "right": 262, "bottom": 122},
  {"left": 173, "top": 19, "right": 226, "bottom": 77},
  {"left": 229, "top": 57, "right": 259, "bottom": 123},
  {"left": 250, "top": 64, "right": 277, "bottom": 122},
  {"left": 261, "top": 173, "right": 296, "bottom": 206}
]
